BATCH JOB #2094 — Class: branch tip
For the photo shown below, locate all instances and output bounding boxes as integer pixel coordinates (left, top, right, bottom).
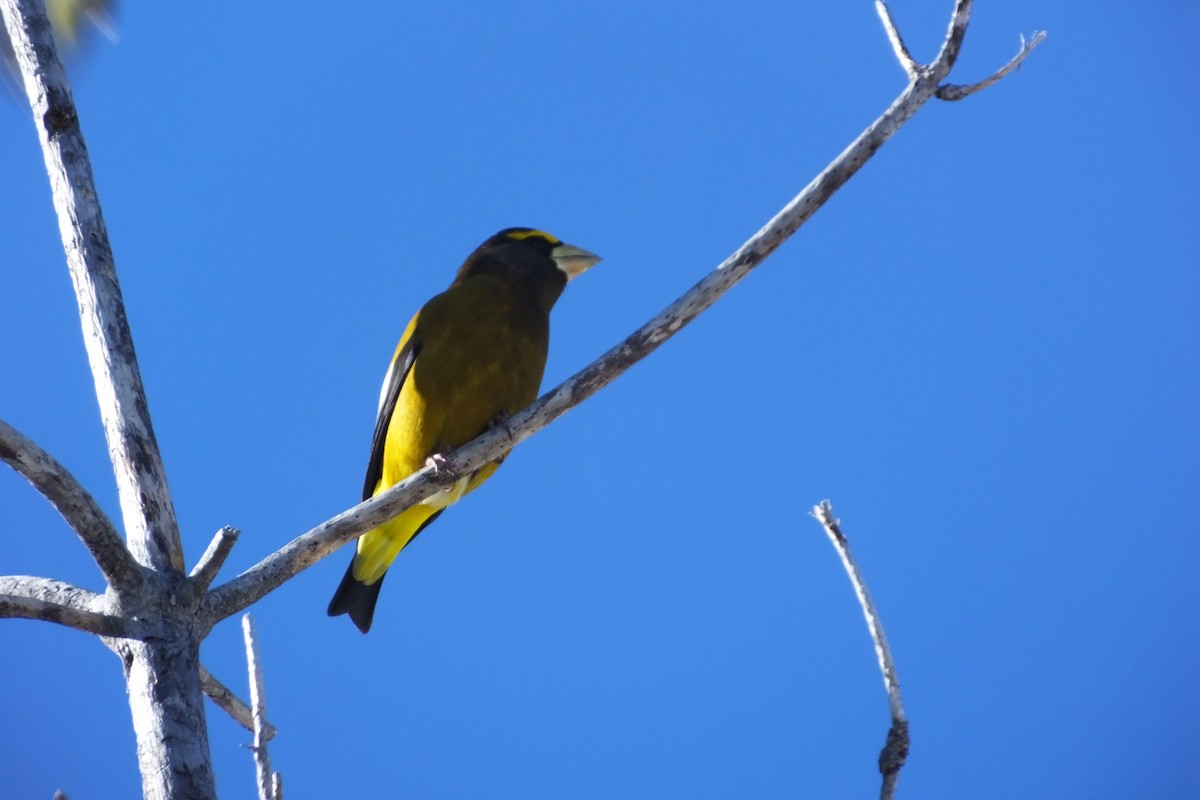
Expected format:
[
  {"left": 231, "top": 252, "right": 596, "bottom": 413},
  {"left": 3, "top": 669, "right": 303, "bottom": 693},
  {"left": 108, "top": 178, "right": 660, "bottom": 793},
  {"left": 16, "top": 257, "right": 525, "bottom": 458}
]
[
  {"left": 937, "top": 28, "right": 1046, "bottom": 101},
  {"left": 875, "top": 0, "right": 919, "bottom": 78},
  {"left": 190, "top": 526, "right": 240, "bottom": 590}
]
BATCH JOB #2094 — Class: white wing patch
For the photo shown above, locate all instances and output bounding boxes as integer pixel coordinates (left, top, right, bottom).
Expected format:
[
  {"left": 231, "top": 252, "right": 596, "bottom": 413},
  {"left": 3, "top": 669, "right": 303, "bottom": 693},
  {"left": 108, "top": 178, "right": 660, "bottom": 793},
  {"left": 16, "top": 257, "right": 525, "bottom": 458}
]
[{"left": 377, "top": 356, "right": 397, "bottom": 417}]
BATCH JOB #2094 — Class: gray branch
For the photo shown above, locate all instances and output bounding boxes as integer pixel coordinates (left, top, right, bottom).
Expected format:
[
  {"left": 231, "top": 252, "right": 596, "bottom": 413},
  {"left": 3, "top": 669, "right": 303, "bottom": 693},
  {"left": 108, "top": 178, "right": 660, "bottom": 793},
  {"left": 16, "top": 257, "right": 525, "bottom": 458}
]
[
  {"left": 876, "top": 1, "right": 919, "bottom": 78},
  {"left": 242, "top": 615, "right": 281, "bottom": 800},
  {"left": 189, "top": 526, "right": 240, "bottom": 591},
  {"left": 203, "top": 0, "right": 1043, "bottom": 627},
  {"left": 876, "top": 0, "right": 1045, "bottom": 103},
  {"left": 0, "top": 575, "right": 131, "bottom": 637},
  {"left": 199, "top": 663, "right": 277, "bottom": 741},
  {"left": 203, "top": 465, "right": 461, "bottom": 624},
  {"left": 0, "top": 418, "right": 143, "bottom": 593},
  {"left": 812, "top": 501, "right": 908, "bottom": 800},
  {"left": 937, "top": 31, "right": 1047, "bottom": 101},
  {"left": 0, "top": 0, "right": 182, "bottom": 575}
]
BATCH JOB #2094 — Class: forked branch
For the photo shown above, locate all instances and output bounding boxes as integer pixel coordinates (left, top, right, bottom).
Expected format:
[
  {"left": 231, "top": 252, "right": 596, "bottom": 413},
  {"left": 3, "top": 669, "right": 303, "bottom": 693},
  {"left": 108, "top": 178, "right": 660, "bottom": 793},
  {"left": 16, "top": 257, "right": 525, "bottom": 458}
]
[{"left": 875, "top": 0, "right": 1045, "bottom": 99}]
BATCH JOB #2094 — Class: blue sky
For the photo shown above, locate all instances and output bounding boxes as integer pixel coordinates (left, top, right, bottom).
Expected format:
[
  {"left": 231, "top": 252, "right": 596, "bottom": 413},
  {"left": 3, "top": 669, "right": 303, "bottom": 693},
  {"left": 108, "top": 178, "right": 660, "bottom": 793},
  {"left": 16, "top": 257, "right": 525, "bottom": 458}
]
[{"left": 3, "top": 2, "right": 1197, "bottom": 798}]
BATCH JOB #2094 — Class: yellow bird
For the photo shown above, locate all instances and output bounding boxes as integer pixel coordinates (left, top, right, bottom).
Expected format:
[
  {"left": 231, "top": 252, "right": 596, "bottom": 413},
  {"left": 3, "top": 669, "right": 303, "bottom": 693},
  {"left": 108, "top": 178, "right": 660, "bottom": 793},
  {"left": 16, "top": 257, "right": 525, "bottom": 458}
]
[{"left": 328, "top": 228, "right": 600, "bottom": 632}]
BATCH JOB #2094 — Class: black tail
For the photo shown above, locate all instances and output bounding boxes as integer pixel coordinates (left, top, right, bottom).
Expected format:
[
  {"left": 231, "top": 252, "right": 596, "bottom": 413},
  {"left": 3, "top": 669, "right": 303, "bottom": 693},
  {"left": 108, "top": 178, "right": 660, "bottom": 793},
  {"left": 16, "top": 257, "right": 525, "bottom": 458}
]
[{"left": 327, "top": 562, "right": 386, "bottom": 634}]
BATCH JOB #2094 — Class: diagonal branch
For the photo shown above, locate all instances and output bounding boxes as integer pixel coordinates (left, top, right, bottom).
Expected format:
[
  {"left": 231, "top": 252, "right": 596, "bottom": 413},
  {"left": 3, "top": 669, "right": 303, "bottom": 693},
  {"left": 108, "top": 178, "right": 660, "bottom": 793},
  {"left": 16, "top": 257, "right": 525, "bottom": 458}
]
[
  {"left": 204, "top": 0, "right": 1043, "bottom": 627},
  {"left": 0, "top": 418, "right": 143, "bottom": 593},
  {"left": 0, "top": 0, "right": 182, "bottom": 575},
  {"left": 0, "top": 575, "right": 133, "bottom": 637},
  {"left": 199, "top": 664, "right": 277, "bottom": 741},
  {"left": 203, "top": 469, "right": 460, "bottom": 624}
]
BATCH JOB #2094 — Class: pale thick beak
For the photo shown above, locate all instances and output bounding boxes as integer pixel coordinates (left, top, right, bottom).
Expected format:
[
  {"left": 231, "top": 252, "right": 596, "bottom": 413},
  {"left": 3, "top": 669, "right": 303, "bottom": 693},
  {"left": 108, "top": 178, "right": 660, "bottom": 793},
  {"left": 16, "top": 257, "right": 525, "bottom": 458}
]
[{"left": 552, "top": 242, "right": 602, "bottom": 280}]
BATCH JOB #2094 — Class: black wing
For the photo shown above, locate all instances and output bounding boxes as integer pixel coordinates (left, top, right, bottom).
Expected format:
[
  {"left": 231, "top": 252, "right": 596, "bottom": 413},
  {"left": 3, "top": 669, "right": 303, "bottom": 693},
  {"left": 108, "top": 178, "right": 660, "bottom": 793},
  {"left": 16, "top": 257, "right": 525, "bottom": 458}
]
[{"left": 362, "top": 324, "right": 420, "bottom": 501}]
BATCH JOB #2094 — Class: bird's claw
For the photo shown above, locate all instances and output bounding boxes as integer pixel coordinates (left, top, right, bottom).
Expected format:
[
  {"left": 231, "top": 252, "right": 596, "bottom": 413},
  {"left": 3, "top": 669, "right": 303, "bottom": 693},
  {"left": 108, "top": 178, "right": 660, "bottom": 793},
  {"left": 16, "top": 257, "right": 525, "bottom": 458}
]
[
  {"left": 425, "top": 451, "right": 457, "bottom": 478},
  {"left": 488, "top": 410, "right": 515, "bottom": 442}
]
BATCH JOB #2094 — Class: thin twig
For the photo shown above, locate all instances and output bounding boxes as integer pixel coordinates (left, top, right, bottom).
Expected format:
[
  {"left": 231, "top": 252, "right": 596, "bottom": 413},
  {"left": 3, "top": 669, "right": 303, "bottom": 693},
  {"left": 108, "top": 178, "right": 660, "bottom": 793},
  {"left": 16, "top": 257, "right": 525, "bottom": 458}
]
[
  {"left": 203, "top": 0, "right": 1045, "bottom": 628},
  {"left": 811, "top": 501, "right": 908, "bottom": 800},
  {"left": 937, "top": 31, "right": 1047, "bottom": 101},
  {"left": 875, "top": 1, "right": 919, "bottom": 78},
  {"left": 189, "top": 527, "right": 240, "bottom": 591},
  {"left": 0, "top": 575, "right": 131, "bottom": 637},
  {"left": 199, "top": 664, "right": 277, "bottom": 741},
  {"left": 242, "top": 615, "right": 280, "bottom": 800},
  {"left": 0, "top": 419, "right": 143, "bottom": 593},
  {"left": 0, "top": 0, "right": 182, "bottom": 574}
]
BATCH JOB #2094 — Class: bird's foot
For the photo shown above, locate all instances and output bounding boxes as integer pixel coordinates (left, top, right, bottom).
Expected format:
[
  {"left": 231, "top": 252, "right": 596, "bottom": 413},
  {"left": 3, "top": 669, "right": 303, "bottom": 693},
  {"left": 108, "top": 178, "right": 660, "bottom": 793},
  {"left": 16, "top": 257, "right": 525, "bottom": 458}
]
[
  {"left": 488, "top": 410, "right": 516, "bottom": 442},
  {"left": 425, "top": 451, "right": 458, "bottom": 479},
  {"left": 486, "top": 412, "right": 517, "bottom": 465}
]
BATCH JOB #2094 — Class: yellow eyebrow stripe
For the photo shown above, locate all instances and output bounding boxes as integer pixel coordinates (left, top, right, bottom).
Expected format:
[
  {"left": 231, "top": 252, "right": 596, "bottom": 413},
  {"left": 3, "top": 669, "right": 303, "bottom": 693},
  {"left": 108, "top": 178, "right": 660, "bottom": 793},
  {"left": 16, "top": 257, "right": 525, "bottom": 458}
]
[{"left": 506, "top": 229, "right": 560, "bottom": 245}]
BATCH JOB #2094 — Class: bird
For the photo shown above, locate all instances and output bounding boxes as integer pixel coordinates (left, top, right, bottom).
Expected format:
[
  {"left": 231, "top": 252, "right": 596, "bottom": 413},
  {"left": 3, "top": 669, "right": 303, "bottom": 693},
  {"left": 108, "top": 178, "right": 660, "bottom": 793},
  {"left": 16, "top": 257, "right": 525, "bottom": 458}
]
[
  {"left": 328, "top": 228, "right": 600, "bottom": 633},
  {"left": 2, "top": 0, "right": 118, "bottom": 92}
]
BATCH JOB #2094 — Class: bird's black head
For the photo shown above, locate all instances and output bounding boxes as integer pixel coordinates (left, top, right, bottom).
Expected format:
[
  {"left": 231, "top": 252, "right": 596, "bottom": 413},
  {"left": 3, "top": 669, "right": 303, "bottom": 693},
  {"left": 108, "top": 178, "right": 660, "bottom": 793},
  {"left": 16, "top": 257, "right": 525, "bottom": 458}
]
[{"left": 455, "top": 228, "right": 600, "bottom": 313}]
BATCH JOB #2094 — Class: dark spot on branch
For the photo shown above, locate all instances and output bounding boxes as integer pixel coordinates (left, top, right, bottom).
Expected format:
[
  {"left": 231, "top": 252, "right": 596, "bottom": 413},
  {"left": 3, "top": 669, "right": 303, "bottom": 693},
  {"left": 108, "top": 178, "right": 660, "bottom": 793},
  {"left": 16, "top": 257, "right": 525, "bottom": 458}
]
[
  {"left": 42, "top": 96, "right": 78, "bottom": 136},
  {"left": 120, "top": 645, "right": 135, "bottom": 674},
  {"left": 878, "top": 719, "right": 910, "bottom": 775}
]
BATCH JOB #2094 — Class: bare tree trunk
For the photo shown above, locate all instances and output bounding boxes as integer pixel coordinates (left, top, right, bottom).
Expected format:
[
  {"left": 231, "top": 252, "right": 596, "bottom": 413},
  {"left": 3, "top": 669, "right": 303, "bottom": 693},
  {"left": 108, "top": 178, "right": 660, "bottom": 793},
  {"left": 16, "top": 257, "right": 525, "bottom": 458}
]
[{"left": 114, "top": 636, "right": 215, "bottom": 800}]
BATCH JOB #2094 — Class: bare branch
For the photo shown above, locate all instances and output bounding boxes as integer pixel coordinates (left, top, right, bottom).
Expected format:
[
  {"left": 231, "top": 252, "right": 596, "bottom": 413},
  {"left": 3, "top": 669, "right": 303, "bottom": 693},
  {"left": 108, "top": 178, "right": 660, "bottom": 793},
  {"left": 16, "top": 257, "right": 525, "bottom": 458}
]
[
  {"left": 189, "top": 526, "right": 240, "bottom": 591},
  {"left": 0, "top": 575, "right": 131, "bottom": 637},
  {"left": 203, "top": 466, "right": 459, "bottom": 624},
  {"left": 242, "top": 615, "right": 281, "bottom": 800},
  {"left": 931, "top": 0, "right": 973, "bottom": 78},
  {"left": 203, "top": 0, "right": 1043, "bottom": 626},
  {"left": 0, "top": 0, "right": 182, "bottom": 574},
  {"left": 0, "top": 419, "right": 142, "bottom": 593},
  {"left": 811, "top": 501, "right": 908, "bottom": 800},
  {"left": 875, "top": 1, "right": 918, "bottom": 78},
  {"left": 199, "top": 663, "right": 277, "bottom": 741},
  {"left": 937, "top": 31, "right": 1047, "bottom": 101}
]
